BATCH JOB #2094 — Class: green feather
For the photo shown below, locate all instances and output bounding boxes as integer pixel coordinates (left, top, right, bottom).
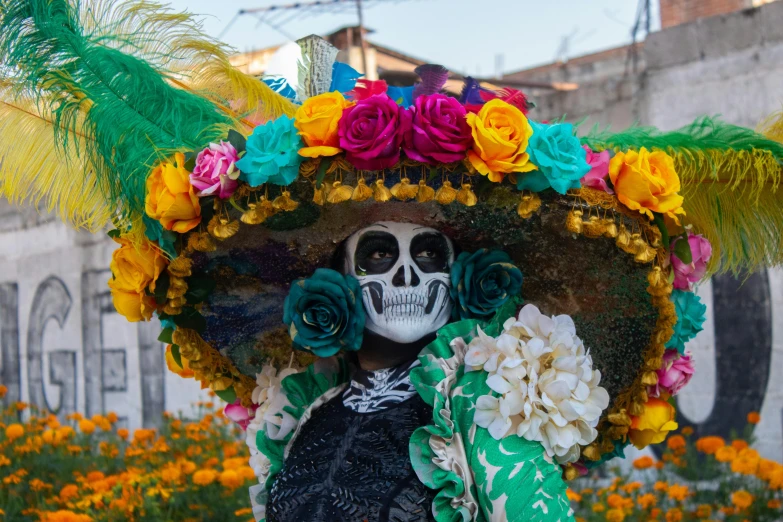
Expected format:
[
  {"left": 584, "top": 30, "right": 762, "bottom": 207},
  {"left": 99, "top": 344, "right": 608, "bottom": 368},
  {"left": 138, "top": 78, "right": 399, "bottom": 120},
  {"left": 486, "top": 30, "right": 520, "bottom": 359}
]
[
  {"left": 0, "top": 0, "right": 233, "bottom": 223},
  {"left": 581, "top": 116, "right": 783, "bottom": 161}
]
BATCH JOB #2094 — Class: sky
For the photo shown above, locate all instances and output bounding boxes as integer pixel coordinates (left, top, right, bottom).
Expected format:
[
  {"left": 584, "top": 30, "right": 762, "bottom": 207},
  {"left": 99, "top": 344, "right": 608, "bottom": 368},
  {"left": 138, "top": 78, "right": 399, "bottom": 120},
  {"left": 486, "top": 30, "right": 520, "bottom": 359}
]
[{"left": 166, "top": 0, "right": 659, "bottom": 75}]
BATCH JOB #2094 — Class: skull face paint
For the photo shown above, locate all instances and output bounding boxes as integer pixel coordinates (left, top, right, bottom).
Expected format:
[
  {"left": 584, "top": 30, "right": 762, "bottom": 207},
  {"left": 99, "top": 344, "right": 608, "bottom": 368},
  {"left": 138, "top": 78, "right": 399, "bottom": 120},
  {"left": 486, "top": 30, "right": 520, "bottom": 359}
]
[{"left": 343, "top": 222, "right": 455, "bottom": 344}]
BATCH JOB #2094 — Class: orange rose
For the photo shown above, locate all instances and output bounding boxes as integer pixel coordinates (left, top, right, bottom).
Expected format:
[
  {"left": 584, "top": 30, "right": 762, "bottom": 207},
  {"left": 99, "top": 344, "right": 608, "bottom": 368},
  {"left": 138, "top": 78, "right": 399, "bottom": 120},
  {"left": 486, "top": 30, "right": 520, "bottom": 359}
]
[
  {"left": 466, "top": 99, "right": 536, "bottom": 182},
  {"left": 107, "top": 236, "right": 167, "bottom": 322},
  {"left": 629, "top": 398, "right": 678, "bottom": 449},
  {"left": 295, "top": 91, "right": 353, "bottom": 158},
  {"left": 609, "top": 147, "right": 685, "bottom": 223},
  {"left": 145, "top": 152, "right": 202, "bottom": 233}
]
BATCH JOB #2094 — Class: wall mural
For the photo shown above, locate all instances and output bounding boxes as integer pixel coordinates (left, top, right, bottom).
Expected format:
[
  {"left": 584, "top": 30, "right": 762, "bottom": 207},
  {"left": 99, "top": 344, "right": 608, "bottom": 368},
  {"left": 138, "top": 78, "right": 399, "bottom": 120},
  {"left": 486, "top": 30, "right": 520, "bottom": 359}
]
[{"left": 0, "top": 269, "right": 780, "bottom": 457}]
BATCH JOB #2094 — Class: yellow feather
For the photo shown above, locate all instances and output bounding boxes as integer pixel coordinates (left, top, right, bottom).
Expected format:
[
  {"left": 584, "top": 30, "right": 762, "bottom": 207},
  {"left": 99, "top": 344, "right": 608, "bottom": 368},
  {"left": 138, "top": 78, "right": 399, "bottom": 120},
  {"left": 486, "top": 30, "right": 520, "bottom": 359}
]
[
  {"left": 678, "top": 147, "right": 783, "bottom": 276},
  {"left": 0, "top": 93, "right": 111, "bottom": 231},
  {"left": 79, "top": 1, "right": 296, "bottom": 124}
]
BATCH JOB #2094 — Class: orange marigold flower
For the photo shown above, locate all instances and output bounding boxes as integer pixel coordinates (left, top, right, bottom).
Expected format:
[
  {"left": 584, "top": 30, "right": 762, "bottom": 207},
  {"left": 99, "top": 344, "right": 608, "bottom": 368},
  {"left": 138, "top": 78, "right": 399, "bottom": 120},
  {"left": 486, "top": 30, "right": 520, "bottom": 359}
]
[
  {"left": 695, "top": 504, "right": 712, "bottom": 517},
  {"left": 655, "top": 460, "right": 664, "bottom": 470},
  {"left": 695, "top": 436, "right": 725, "bottom": 455},
  {"left": 219, "top": 469, "right": 243, "bottom": 489},
  {"left": 39, "top": 510, "right": 93, "bottom": 522},
  {"left": 106, "top": 412, "right": 118, "bottom": 423},
  {"left": 767, "top": 467, "right": 783, "bottom": 489},
  {"left": 667, "top": 484, "right": 689, "bottom": 502},
  {"left": 160, "top": 466, "right": 182, "bottom": 484},
  {"left": 607, "top": 494, "right": 625, "bottom": 509},
  {"left": 237, "top": 467, "right": 256, "bottom": 482},
  {"left": 86, "top": 471, "right": 104, "bottom": 483},
  {"left": 654, "top": 481, "right": 668, "bottom": 492},
  {"left": 747, "top": 411, "right": 761, "bottom": 425},
  {"left": 650, "top": 508, "right": 662, "bottom": 518},
  {"left": 116, "top": 428, "right": 129, "bottom": 440},
  {"left": 768, "top": 499, "right": 781, "bottom": 509},
  {"left": 179, "top": 460, "right": 197, "bottom": 475},
  {"left": 606, "top": 508, "right": 625, "bottom": 522},
  {"left": 731, "top": 449, "right": 760, "bottom": 475},
  {"left": 715, "top": 446, "right": 737, "bottom": 462},
  {"left": 633, "top": 456, "right": 654, "bottom": 470},
  {"left": 665, "top": 507, "right": 683, "bottom": 522},
  {"left": 235, "top": 508, "right": 253, "bottom": 517},
  {"left": 591, "top": 503, "right": 605, "bottom": 513},
  {"left": 637, "top": 493, "right": 657, "bottom": 510},
  {"left": 0, "top": 455, "right": 11, "bottom": 467},
  {"left": 757, "top": 458, "right": 778, "bottom": 480},
  {"left": 566, "top": 489, "right": 582, "bottom": 502},
  {"left": 59, "top": 484, "right": 79, "bottom": 502},
  {"left": 680, "top": 426, "right": 693, "bottom": 436},
  {"left": 731, "top": 490, "right": 753, "bottom": 510},
  {"left": 0, "top": 384, "right": 7, "bottom": 398},
  {"left": 622, "top": 482, "right": 642, "bottom": 494},
  {"left": 5, "top": 423, "right": 24, "bottom": 441},
  {"left": 731, "top": 439, "right": 749, "bottom": 451},
  {"left": 667, "top": 435, "right": 686, "bottom": 451},
  {"left": 192, "top": 469, "right": 217, "bottom": 486},
  {"left": 77, "top": 419, "right": 95, "bottom": 435}
]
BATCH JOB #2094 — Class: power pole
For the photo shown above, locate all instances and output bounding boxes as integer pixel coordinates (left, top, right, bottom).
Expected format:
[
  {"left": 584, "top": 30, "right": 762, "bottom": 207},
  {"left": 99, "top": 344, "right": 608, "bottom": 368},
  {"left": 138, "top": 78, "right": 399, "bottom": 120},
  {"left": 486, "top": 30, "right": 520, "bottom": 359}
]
[{"left": 355, "top": 0, "right": 369, "bottom": 75}]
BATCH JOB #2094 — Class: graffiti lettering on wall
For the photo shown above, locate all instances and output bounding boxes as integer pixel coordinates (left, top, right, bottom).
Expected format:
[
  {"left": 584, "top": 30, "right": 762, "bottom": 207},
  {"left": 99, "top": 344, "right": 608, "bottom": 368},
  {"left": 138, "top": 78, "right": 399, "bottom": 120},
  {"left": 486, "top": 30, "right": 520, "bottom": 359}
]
[
  {"left": 0, "top": 271, "right": 779, "bottom": 446},
  {"left": 0, "top": 271, "right": 165, "bottom": 427}
]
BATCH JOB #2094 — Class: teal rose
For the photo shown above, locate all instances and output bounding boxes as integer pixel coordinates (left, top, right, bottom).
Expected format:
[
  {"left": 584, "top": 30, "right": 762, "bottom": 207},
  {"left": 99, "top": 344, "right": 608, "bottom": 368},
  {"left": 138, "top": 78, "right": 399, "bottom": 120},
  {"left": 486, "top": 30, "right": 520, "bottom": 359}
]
[
  {"left": 283, "top": 268, "right": 365, "bottom": 357},
  {"left": 450, "top": 249, "right": 523, "bottom": 321},
  {"left": 236, "top": 115, "right": 304, "bottom": 187},
  {"left": 666, "top": 290, "right": 706, "bottom": 354},
  {"left": 517, "top": 122, "right": 589, "bottom": 195}
]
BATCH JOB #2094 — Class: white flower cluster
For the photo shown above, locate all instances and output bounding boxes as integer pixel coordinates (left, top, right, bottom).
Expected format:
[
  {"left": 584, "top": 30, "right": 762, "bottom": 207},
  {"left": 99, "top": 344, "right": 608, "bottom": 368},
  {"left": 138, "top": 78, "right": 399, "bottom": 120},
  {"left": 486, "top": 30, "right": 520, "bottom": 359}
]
[
  {"left": 246, "top": 365, "right": 298, "bottom": 481},
  {"left": 464, "top": 304, "right": 609, "bottom": 464}
]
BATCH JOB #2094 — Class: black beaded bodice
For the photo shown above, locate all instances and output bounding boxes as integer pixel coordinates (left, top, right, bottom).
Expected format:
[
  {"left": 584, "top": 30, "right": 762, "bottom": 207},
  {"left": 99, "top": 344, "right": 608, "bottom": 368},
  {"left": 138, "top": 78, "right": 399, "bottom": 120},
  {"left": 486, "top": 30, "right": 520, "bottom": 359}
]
[{"left": 265, "top": 392, "right": 436, "bottom": 522}]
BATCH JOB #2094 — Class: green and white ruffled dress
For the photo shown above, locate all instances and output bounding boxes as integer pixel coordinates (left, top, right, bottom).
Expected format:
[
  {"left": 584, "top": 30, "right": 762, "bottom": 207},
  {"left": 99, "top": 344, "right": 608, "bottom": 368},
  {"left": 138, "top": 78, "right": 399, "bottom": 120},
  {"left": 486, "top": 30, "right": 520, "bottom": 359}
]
[{"left": 246, "top": 316, "right": 575, "bottom": 522}]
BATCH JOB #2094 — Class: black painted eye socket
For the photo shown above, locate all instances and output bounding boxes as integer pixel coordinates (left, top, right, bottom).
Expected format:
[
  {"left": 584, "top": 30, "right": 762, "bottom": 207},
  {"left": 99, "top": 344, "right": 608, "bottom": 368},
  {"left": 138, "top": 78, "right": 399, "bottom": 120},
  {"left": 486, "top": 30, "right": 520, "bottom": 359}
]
[
  {"left": 354, "top": 232, "right": 399, "bottom": 275},
  {"left": 411, "top": 233, "right": 450, "bottom": 273}
]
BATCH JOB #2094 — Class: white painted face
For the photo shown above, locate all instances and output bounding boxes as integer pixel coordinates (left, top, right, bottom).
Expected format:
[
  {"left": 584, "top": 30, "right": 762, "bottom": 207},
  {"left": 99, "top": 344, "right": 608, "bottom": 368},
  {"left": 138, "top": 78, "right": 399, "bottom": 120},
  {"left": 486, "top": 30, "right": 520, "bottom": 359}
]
[{"left": 344, "top": 222, "right": 455, "bottom": 344}]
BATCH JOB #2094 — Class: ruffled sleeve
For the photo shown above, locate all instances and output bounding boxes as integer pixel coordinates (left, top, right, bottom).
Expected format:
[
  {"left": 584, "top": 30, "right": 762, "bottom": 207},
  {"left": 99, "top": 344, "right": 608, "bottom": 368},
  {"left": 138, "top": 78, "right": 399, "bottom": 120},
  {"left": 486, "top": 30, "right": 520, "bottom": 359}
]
[
  {"left": 409, "top": 320, "right": 574, "bottom": 522},
  {"left": 247, "top": 356, "right": 350, "bottom": 521}
]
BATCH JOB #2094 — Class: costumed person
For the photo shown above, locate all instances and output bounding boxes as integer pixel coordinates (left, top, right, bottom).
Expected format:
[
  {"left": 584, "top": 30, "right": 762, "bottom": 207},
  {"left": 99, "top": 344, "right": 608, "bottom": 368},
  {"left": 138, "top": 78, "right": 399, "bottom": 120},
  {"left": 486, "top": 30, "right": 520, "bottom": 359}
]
[{"left": 3, "top": 1, "right": 783, "bottom": 521}]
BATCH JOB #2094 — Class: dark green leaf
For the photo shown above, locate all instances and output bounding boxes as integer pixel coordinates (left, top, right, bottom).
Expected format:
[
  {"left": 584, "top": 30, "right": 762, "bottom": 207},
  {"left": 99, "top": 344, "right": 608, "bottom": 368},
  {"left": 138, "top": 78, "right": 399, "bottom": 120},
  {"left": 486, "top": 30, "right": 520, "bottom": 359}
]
[
  {"left": 171, "top": 344, "right": 183, "bottom": 368},
  {"left": 185, "top": 276, "right": 217, "bottom": 304},
  {"left": 673, "top": 234, "right": 693, "bottom": 264},
  {"left": 427, "top": 167, "right": 439, "bottom": 183},
  {"left": 314, "top": 157, "right": 330, "bottom": 189},
  {"left": 153, "top": 272, "right": 171, "bottom": 305},
  {"left": 652, "top": 213, "right": 670, "bottom": 252},
  {"left": 215, "top": 386, "right": 237, "bottom": 404},
  {"left": 107, "top": 229, "right": 121, "bottom": 239},
  {"left": 200, "top": 197, "right": 215, "bottom": 224},
  {"left": 183, "top": 151, "right": 197, "bottom": 172},
  {"left": 172, "top": 307, "right": 207, "bottom": 334},
  {"left": 227, "top": 129, "right": 247, "bottom": 154},
  {"left": 158, "top": 328, "right": 173, "bottom": 344}
]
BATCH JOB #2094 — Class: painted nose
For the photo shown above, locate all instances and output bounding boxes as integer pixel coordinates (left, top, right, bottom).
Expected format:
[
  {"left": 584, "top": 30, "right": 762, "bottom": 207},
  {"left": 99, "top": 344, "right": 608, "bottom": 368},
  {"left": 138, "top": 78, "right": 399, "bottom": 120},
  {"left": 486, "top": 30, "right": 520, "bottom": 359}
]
[{"left": 392, "top": 265, "right": 421, "bottom": 287}]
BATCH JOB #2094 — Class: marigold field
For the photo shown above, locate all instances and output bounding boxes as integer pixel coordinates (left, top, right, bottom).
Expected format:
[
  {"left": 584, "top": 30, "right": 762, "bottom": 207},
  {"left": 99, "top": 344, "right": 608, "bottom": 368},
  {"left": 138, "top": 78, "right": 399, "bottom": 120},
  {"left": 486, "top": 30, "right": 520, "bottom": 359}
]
[{"left": 1, "top": 384, "right": 781, "bottom": 521}]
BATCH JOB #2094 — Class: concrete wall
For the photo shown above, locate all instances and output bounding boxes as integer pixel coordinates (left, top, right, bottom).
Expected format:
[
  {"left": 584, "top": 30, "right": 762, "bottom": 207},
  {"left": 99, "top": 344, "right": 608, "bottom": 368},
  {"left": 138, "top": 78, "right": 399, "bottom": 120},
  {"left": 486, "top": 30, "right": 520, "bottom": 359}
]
[{"left": 0, "top": 201, "right": 209, "bottom": 429}]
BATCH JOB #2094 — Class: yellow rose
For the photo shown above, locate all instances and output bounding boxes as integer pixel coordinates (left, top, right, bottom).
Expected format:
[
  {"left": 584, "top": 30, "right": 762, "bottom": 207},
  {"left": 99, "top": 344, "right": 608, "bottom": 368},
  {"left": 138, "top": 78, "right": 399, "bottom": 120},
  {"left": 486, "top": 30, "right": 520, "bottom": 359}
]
[
  {"left": 107, "top": 236, "right": 168, "bottom": 322},
  {"left": 629, "top": 397, "right": 678, "bottom": 449},
  {"left": 466, "top": 99, "right": 536, "bottom": 182},
  {"left": 165, "top": 345, "right": 195, "bottom": 378},
  {"left": 609, "top": 147, "right": 685, "bottom": 223},
  {"left": 145, "top": 152, "right": 202, "bottom": 233},
  {"left": 295, "top": 91, "right": 353, "bottom": 158}
]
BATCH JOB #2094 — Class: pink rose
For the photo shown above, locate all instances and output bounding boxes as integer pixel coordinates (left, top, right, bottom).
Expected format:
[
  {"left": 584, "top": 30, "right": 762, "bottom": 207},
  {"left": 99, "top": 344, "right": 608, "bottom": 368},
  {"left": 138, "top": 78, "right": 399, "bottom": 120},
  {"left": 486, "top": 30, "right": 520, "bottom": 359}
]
[
  {"left": 338, "top": 94, "right": 403, "bottom": 170},
  {"left": 223, "top": 399, "right": 258, "bottom": 431},
  {"left": 649, "top": 349, "right": 694, "bottom": 398},
  {"left": 189, "top": 141, "right": 240, "bottom": 199},
  {"left": 671, "top": 233, "right": 712, "bottom": 290},
  {"left": 580, "top": 146, "right": 612, "bottom": 193},
  {"left": 401, "top": 94, "right": 472, "bottom": 164}
]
